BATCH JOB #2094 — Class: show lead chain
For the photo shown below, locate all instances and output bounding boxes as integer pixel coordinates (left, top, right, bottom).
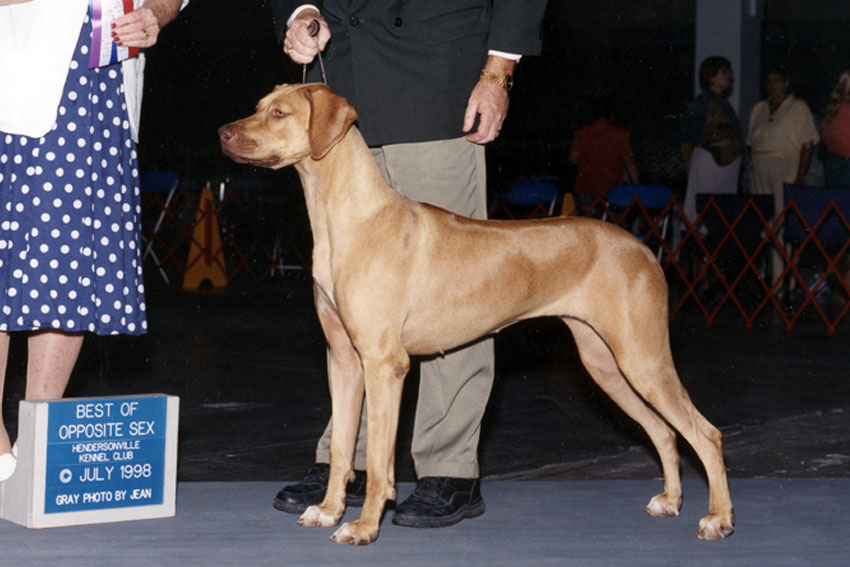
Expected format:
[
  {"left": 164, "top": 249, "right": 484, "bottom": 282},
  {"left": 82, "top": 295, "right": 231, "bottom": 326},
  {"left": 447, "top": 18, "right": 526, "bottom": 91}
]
[{"left": 303, "top": 19, "right": 327, "bottom": 84}]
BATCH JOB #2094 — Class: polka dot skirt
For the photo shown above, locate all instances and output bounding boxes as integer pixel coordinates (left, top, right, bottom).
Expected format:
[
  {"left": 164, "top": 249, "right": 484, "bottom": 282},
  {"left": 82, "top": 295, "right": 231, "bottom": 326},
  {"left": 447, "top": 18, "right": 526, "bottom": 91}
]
[{"left": 0, "top": 16, "right": 147, "bottom": 336}]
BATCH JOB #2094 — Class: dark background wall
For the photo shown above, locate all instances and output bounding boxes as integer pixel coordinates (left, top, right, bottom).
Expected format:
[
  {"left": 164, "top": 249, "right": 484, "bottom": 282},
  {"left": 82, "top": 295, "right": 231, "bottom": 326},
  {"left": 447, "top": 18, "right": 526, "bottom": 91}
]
[{"left": 138, "top": 0, "right": 850, "bottom": 198}]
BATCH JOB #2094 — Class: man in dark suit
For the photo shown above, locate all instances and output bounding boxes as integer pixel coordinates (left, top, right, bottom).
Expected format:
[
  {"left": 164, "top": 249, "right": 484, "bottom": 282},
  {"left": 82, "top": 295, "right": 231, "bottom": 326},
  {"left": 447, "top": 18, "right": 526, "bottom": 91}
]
[{"left": 270, "top": 0, "right": 547, "bottom": 528}]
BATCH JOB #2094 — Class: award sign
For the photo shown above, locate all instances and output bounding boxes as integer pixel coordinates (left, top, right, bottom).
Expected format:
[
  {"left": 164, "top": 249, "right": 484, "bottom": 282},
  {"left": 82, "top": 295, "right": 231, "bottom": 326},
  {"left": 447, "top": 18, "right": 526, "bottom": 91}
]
[{"left": 0, "top": 395, "right": 178, "bottom": 528}]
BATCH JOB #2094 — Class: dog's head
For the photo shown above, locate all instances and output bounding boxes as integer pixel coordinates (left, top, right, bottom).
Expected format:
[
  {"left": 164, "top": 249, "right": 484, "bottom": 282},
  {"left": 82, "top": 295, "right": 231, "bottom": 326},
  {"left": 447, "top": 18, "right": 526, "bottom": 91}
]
[{"left": 218, "top": 83, "right": 358, "bottom": 169}]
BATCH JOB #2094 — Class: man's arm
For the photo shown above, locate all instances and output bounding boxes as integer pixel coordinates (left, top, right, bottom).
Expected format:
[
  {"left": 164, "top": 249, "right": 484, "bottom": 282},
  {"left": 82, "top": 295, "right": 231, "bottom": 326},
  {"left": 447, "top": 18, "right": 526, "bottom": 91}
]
[{"left": 463, "top": 0, "right": 547, "bottom": 145}]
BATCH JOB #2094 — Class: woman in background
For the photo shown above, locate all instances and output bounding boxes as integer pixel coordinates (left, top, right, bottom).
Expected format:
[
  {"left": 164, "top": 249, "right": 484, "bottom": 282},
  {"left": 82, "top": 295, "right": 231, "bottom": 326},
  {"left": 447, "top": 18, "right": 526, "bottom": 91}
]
[
  {"left": 822, "top": 71, "right": 850, "bottom": 187},
  {"left": 747, "top": 66, "right": 819, "bottom": 213},
  {"left": 680, "top": 56, "right": 742, "bottom": 224}
]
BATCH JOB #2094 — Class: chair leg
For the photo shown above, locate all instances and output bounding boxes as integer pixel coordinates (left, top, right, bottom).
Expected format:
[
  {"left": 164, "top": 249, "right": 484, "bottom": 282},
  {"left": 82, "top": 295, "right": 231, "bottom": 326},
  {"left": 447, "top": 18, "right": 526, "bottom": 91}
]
[{"left": 143, "top": 188, "right": 177, "bottom": 284}]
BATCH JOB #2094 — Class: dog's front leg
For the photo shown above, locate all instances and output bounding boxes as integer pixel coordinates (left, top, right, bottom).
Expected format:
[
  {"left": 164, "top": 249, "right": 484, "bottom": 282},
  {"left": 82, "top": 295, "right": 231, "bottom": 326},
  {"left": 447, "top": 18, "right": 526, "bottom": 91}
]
[
  {"left": 299, "top": 290, "right": 365, "bottom": 529},
  {"left": 331, "top": 350, "right": 409, "bottom": 545}
]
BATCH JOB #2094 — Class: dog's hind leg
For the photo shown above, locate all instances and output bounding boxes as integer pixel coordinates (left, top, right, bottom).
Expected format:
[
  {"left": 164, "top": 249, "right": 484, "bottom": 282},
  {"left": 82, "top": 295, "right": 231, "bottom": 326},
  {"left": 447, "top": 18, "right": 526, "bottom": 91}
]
[
  {"left": 563, "top": 318, "right": 684, "bottom": 517},
  {"left": 331, "top": 345, "right": 410, "bottom": 545},
  {"left": 605, "top": 326, "right": 734, "bottom": 540},
  {"left": 299, "top": 288, "right": 365, "bottom": 529}
]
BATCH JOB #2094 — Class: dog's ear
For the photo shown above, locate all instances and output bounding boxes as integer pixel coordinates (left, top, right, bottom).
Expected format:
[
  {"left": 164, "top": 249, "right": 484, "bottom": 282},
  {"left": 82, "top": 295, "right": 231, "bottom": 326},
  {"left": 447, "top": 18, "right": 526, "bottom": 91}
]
[{"left": 303, "top": 85, "right": 358, "bottom": 160}]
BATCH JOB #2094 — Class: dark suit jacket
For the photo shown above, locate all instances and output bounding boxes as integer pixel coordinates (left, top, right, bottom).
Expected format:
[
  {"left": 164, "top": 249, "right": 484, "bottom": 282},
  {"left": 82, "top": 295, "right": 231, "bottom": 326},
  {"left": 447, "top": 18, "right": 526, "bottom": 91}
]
[{"left": 270, "top": 0, "right": 547, "bottom": 146}]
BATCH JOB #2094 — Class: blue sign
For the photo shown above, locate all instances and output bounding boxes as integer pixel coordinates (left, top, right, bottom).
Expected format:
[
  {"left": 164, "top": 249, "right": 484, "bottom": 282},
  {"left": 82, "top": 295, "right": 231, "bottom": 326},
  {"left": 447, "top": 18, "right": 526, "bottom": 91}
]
[{"left": 44, "top": 396, "right": 168, "bottom": 514}]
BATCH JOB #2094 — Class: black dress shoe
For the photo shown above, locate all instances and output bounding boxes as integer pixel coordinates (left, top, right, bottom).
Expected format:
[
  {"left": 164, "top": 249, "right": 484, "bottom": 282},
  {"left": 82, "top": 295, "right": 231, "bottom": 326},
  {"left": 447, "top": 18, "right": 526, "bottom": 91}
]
[
  {"left": 391, "top": 477, "right": 485, "bottom": 528},
  {"left": 273, "top": 463, "right": 367, "bottom": 514}
]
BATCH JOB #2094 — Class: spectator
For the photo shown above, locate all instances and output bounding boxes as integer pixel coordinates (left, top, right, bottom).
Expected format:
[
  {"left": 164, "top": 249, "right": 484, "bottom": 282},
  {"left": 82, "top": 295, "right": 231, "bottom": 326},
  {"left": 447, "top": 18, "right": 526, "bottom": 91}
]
[
  {"left": 0, "top": 0, "right": 185, "bottom": 480},
  {"left": 569, "top": 96, "right": 639, "bottom": 215},
  {"left": 680, "top": 56, "right": 743, "bottom": 224},
  {"left": 748, "top": 65, "right": 819, "bottom": 210},
  {"left": 822, "top": 70, "right": 850, "bottom": 187},
  {"left": 747, "top": 65, "right": 819, "bottom": 285}
]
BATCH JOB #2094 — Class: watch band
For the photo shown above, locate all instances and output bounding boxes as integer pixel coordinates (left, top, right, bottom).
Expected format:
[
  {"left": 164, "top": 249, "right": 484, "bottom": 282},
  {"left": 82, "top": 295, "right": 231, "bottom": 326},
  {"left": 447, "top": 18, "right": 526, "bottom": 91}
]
[{"left": 480, "top": 69, "right": 513, "bottom": 92}]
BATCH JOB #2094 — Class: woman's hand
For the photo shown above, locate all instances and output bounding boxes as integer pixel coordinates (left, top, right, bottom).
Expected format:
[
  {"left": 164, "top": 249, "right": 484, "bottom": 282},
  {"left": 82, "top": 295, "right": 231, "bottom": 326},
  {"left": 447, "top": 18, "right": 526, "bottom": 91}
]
[
  {"left": 112, "top": 7, "right": 161, "bottom": 48},
  {"left": 112, "top": 0, "right": 182, "bottom": 49}
]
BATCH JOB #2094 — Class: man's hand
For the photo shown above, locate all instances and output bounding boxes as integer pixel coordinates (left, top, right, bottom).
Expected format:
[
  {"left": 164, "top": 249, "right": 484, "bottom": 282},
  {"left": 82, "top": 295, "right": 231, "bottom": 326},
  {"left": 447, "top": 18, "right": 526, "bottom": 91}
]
[
  {"left": 463, "top": 56, "right": 515, "bottom": 145},
  {"left": 284, "top": 9, "right": 331, "bottom": 65}
]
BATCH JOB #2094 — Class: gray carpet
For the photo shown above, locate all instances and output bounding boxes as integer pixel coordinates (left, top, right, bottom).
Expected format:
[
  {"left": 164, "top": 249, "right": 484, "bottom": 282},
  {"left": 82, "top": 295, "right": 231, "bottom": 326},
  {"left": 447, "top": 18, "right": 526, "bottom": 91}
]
[{"left": 0, "top": 478, "right": 846, "bottom": 566}]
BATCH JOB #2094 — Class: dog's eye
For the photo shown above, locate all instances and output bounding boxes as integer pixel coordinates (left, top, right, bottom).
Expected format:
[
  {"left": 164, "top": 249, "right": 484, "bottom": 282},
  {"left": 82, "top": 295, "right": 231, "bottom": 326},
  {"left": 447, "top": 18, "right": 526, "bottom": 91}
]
[{"left": 271, "top": 109, "right": 290, "bottom": 119}]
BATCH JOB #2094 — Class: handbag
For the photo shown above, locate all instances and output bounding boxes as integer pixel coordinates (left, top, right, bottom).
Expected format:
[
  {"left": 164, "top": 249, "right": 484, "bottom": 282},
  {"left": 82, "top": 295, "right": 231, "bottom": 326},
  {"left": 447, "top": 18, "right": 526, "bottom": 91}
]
[{"left": 699, "top": 96, "right": 741, "bottom": 167}]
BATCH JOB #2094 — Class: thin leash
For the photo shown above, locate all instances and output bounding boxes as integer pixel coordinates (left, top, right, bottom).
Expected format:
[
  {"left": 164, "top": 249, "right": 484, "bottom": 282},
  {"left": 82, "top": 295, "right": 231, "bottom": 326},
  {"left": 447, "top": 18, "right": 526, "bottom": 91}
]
[{"left": 303, "top": 19, "right": 327, "bottom": 85}]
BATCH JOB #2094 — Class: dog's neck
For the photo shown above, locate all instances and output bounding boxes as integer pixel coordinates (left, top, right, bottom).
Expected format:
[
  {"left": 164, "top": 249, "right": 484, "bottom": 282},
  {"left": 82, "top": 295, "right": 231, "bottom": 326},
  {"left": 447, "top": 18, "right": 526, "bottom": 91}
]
[
  {"left": 293, "top": 126, "right": 403, "bottom": 286},
  {"left": 294, "top": 126, "right": 397, "bottom": 220}
]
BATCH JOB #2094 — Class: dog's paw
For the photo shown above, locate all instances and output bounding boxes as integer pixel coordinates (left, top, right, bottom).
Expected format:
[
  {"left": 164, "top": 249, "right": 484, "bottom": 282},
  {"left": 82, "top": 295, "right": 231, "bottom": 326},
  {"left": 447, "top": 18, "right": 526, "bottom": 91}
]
[
  {"left": 330, "top": 520, "right": 379, "bottom": 546},
  {"left": 645, "top": 492, "right": 682, "bottom": 517},
  {"left": 696, "top": 513, "right": 735, "bottom": 540},
  {"left": 298, "top": 505, "right": 342, "bottom": 528}
]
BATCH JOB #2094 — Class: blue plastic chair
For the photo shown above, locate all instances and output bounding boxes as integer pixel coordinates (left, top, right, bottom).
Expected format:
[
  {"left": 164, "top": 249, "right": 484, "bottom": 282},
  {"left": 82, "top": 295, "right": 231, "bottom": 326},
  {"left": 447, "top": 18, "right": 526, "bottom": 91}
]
[
  {"left": 499, "top": 181, "right": 559, "bottom": 217},
  {"left": 783, "top": 184, "right": 850, "bottom": 253},
  {"left": 783, "top": 184, "right": 850, "bottom": 301},
  {"left": 604, "top": 184, "right": 673, "bottom": 260}
]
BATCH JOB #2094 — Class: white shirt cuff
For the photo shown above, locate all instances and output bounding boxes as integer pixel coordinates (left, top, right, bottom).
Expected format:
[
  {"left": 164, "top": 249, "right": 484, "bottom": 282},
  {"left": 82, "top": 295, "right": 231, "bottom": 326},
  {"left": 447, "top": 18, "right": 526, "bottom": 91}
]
[
  {"left": 488, "top": 49, "right": 522, "bottom": 62},
  {"left": 287, "top": 4, "right": 320, "bottom": 27}
]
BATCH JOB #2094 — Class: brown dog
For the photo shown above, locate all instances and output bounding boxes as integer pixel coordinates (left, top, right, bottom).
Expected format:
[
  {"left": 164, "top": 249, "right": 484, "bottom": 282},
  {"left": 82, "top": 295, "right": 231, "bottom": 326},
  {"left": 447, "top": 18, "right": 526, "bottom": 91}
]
[{"left": 219, "top": 83, "right": 734, "bottom": 545}]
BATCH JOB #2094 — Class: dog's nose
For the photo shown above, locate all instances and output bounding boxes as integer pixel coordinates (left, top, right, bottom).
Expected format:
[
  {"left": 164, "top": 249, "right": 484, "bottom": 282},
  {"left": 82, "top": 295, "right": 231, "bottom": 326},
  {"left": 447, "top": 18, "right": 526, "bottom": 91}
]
[{"left": 218, "top": 125, "right": 235, "bottom": 142}]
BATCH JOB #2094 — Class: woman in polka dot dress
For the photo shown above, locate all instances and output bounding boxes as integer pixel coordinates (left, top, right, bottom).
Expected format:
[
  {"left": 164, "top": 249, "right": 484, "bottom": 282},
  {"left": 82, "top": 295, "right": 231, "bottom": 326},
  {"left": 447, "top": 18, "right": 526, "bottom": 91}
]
[{"left": 0, "top": 0, "right": 185, "bottom": 479}]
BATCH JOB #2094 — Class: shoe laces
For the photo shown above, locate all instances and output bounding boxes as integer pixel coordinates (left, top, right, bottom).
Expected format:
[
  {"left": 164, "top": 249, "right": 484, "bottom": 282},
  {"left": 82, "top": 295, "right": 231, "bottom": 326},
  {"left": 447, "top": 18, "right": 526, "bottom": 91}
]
[
  {"left": 301, "top": 463, "right": 330, "bottom": 484},
  {"left": 408, "top": 477, "right": 455, "bottom": 505}
]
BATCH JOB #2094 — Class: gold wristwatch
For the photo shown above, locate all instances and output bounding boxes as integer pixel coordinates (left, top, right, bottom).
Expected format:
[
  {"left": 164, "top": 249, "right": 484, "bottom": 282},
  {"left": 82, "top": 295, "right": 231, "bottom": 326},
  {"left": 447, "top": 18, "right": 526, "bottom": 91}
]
[{"left": 480, "top": 69, "right": 513, "bottom": 91}]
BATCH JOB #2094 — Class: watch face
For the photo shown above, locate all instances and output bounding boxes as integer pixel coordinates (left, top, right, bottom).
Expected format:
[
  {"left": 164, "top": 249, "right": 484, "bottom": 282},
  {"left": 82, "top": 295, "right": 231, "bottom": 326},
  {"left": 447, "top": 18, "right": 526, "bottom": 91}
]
[{"left": 505, "top": 75, "right": 514, "bottom": 90}]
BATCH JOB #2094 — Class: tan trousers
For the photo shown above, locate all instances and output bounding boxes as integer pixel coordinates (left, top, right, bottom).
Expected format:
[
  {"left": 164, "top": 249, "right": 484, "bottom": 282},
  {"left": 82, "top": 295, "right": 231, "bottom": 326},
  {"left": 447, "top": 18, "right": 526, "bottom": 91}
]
[{"left": 315, "top": 137, "right": 495, "bottom": 479}]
